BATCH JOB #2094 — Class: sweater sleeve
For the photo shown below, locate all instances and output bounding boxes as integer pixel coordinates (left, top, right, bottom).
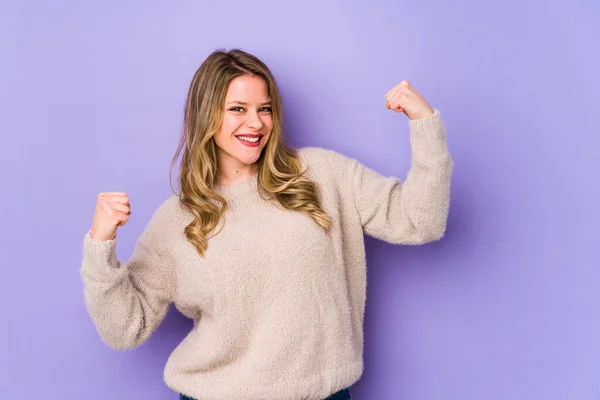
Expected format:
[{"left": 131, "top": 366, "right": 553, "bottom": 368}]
[
  {"left": 351, "top": 110, "right": 453, "bottom": 245},
  {"left": 79, "top": 201, "right": 175, "bottom": 350}
]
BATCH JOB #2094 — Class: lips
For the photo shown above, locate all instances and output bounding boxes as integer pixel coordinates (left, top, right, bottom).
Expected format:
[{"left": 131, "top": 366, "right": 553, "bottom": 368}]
[{"left": 235, "top": 134, "right": 264, "bottom": 147}]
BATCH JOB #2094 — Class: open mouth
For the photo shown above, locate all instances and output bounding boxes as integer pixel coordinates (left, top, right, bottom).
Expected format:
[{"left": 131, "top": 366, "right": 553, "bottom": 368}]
[{"left": 235, "top": 134, "right": 264, "bottom": 147}]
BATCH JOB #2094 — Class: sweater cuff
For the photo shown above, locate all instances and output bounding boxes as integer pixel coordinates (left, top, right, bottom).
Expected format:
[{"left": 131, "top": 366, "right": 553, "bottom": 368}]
[
  {"left": 408, "top": 109, "right": 448, "bottom": 156},
  {"left": 81, "top": 231, "right": 124, "bottom": 280}
]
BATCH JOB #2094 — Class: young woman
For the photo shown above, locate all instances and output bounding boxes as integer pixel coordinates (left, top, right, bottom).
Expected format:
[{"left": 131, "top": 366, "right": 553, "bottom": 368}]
[{"left": 81, "top": 49, "right": 453, "bottom": 400}]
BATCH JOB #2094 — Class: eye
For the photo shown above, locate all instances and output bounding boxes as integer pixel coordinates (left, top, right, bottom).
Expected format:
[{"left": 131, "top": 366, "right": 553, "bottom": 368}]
[
  {"left": 259, "top": 107, "right": 273, "bottom": 113},
  {"left": 229, "top": 106, "right": 244, "bottom": 112}
]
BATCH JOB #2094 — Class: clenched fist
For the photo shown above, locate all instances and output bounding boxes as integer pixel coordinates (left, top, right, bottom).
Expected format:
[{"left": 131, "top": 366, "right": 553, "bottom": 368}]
[
  {"left": 385, "top": 81, "right": 434, "bottom": 120},
  {"left": 90, "top": 192, "right": 131, "bottom": 242}
]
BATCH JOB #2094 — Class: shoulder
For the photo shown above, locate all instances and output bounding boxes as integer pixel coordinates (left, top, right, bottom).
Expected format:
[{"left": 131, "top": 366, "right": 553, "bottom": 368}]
[
  {"left": 150, "top": 195, "right": 181, "bottom": 218},
  {"left": 137, "top": 195, "right": 186, "bottom": 254},
  {"left": 144, "top": 195, "right": 186, "bottom": 233},
  {"left": 296, "top": 146, "right": 359, "bottom": 174},
  {"left": 295, "top": 147, "right": 361, "bottom": 195}
]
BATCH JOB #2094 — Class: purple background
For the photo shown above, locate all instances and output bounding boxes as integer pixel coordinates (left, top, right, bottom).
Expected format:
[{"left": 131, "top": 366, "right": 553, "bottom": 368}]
[{"left": 1, "top": 1, "right": 599, "bottom": 399}]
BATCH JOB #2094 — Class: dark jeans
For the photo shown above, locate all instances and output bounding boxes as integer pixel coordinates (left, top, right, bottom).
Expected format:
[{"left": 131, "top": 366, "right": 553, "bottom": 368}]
[{"left": 179, "top": 388, "right": 352, "bottom": 400}]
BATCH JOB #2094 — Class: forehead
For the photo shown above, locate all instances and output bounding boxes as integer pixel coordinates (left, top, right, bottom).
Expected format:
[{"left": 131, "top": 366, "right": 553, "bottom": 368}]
[{"left": 225, "top": 74, "right": 270, "bottom": 101}]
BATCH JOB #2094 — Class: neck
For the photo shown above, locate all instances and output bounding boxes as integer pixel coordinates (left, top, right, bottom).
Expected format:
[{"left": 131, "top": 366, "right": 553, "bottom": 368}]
[{"left": 217, "top": 161, "right": 259, "bottom": 186}]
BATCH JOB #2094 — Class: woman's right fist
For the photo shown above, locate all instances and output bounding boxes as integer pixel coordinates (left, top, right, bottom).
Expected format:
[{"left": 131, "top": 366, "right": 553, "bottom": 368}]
[{"left": 90, "top": 192, "right": 131, "bottom": 242}]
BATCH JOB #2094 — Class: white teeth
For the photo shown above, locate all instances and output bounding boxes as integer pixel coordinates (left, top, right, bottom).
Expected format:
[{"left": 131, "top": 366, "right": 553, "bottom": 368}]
[{"left": 238, "top": 136, "right": 259, "bottom": 143}]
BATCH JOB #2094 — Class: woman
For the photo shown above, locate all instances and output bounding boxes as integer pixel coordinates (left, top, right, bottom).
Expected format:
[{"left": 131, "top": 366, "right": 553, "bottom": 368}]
[{"left": 81, "top": 49, "right": 452, "bottom": 400}]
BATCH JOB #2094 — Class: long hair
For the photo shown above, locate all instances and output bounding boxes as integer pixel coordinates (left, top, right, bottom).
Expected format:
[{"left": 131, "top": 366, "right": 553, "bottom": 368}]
[{"left": 170, "top": 49, "right": 331, "bottom": 256}]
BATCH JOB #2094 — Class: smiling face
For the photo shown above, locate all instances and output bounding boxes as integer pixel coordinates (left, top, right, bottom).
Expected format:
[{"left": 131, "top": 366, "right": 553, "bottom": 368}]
[{"left": 213, "top": 74, "right": 273, "bottom": 176}]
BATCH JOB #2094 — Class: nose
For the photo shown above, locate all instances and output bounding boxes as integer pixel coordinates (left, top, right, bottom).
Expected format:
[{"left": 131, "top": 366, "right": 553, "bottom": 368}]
[{"left": 245, "top": 110, "right": 264, "bottom": 130}]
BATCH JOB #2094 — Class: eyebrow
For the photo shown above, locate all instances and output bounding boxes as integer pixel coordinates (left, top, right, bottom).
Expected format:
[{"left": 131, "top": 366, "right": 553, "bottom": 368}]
[{"left": 226, "top": 101, "right": 272, "bottom": 106}]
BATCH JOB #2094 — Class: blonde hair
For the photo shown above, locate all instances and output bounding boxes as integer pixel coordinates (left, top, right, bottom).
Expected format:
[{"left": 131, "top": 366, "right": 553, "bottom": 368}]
[{"left": 170, "top": 49, "right": 331, "bottom": 256}]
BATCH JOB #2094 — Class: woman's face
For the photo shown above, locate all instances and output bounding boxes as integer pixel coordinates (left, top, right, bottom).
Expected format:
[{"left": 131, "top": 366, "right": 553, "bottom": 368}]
[{"left": 213, "top": 74, "right": 273, "bottom": 169}]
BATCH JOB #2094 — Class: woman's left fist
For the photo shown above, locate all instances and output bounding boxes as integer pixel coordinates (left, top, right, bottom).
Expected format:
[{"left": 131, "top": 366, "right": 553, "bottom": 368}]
[{"left": 385, "top": 81, "right": 434, "bottom": 120}]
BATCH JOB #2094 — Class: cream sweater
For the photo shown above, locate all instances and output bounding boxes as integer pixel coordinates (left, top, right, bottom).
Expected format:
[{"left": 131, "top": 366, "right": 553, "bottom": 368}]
[{"left": 80, "top": 110, "right": 452, "bottom": 400}]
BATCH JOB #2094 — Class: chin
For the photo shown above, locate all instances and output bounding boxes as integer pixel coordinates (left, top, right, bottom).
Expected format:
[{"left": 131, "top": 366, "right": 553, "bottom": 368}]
[{"left": 238, "top": 153, "right": 262, "bottom": 165}]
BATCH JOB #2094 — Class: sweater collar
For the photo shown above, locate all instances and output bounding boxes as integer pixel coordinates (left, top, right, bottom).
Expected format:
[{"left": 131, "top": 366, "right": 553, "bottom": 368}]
[{"left": 213, "top": 172, "right": 258, "bottom": 199}]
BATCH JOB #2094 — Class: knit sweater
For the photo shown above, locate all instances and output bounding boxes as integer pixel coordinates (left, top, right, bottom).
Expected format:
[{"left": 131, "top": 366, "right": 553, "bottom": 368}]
[{"left": 80, "top": 110, "right": 452, "bottom": 400}]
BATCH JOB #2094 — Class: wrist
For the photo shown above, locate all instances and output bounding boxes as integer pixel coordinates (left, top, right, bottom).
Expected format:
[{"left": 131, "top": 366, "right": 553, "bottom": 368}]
[{"left": 410, "top": 106, "right": 435, "bottom": 120}]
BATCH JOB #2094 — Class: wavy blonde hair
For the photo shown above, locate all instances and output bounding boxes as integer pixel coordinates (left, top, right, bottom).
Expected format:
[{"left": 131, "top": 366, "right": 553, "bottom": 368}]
[{"left": 170, "top": 49, "right": 331, "bottom": 256}]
